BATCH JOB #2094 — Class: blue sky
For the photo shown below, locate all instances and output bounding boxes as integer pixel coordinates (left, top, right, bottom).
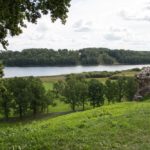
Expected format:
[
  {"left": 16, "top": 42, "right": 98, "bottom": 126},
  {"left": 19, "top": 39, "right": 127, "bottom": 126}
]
[{"left": 1, "top": 0, "right": 150, "bottom": 51}]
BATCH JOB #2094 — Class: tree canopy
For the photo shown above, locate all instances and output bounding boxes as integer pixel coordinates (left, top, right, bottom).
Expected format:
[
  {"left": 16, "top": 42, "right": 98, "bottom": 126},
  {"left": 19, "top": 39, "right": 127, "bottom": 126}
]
[
  {"left": 0, "top": 0, "right": 71, "bottom": 49},
  {"left": 1, "top": 48, "right": 150, "bottom": 66}
]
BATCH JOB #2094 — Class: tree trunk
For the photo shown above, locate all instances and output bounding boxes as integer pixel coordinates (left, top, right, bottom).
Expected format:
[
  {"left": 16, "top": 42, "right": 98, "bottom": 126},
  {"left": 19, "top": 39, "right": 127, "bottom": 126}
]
[
  {"left": 33, "top": 101, "right": 37, "bottom": 116},
  {"left": 72, "top": 103, "right": 76, "bottom": 111},
  {"left": 82, "top": 100, "right": 85, "bottom": 111},
  {"left": 4, "top": 103, "right": 8, "bottom": 120},
  {"left": 19, "top": 105, "right": 22, "bottom": 119}
]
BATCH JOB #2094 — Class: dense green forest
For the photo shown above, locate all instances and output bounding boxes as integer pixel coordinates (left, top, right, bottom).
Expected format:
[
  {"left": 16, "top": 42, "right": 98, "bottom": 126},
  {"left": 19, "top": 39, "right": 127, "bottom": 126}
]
[{"left": 1, "top": 48, "right": 150, "bottom": 66}]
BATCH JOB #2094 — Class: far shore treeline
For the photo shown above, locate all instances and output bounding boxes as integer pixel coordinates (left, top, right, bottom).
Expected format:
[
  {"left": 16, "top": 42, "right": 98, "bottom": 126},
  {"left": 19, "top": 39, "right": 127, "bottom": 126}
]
[{"left": 1, "top": 48, "right": 150, "bottom": 66}]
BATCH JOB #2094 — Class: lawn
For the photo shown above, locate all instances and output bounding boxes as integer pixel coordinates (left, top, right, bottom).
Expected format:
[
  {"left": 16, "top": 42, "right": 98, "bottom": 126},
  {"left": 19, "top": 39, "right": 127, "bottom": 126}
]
[{"left": 0, "top": 101, "right": 150, "bottom": 149}]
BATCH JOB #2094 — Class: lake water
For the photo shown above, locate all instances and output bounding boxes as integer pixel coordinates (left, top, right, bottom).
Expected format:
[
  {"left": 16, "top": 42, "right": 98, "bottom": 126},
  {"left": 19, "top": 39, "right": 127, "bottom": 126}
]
[{"left": 4, "top": 65, "right": 150, "bottom": 78}]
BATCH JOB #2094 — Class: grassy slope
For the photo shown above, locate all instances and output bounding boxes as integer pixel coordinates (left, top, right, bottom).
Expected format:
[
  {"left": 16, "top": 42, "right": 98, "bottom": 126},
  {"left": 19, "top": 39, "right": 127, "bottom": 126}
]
[{"left": 0, "top": 101, "right": 150, "bottom": 150}]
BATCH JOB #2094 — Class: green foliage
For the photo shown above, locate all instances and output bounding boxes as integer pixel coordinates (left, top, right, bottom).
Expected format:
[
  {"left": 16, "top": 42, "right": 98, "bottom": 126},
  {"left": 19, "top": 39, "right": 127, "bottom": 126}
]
[
  {"left": 0, "top": 63, "right": 3, "bottom": 78},
  {"left": 116, "top": 77, "right": 127, "bottom": 102},
  {"left": 88, "top": 79, "right": 104, "bottom": 107},
  {"left": 77, "top": 79, "right": 89, "bottom": 110},
  {"left": 0, "top": 0, "right": 71, "bottom": 49},
  {"left": 8, "top": 77, "right": 30, "bottom": 118},
  {"left": 27, "top": 77, "right": 50, "bottom": 115},
  {"left": 1, "top": 48, "right": 150, "bottom": 66},
  {"left": 105, "top": 79, "right": 118, "bottom": 103},
  {"left": 0, "top": 80, "right": 13, "bottom": 120},
  {"left": 0, "top": 77, "right": 51, "bottom": 119},
  {"left": 62, "top": 76, "right": 81, "bottom": 111},
  {"left": 53, "top": 80, "right": 65, "bottom": 98},
  {"left": 105, "top": 77, "right": 138, "bottom": 103},
  {"left": 125, "top": 77, "right": 138, "bottom": 101}
]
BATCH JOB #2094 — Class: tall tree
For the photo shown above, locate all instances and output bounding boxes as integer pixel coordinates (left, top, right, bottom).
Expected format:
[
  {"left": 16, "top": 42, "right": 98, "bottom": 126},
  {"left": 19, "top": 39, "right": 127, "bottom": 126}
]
[
  {"left": 0, "top": 63, "right": 4, "bottom": 78},
  {"left": 9, "top": 77, "right": 29, "bottom": 119},
  {"left": 0, "top": 0, "right": 71, "bottom": 49},
  {"left": 62, "top": 76, "right": 80, "bottom": 111},
  {"left": 125, "top": 77, "right": 138, "bottom": 101},
  {"left": 88, "top": 79, "right": 104, "bottom": 108},
  {"left": 27, "top": 77, "right": 48, "bottom": 115},
  {"left": 105, "top": 79, "right": 118, "bottom": 104},
  {"left": 78, "top": 79, "right": 88, "bottom": 111},
  {"left": 116, "top": 77, "right": 126, "bottom": 102},
  {"left": 53, "top": 80, "right": 65, "bottom": 98},
  {"left": 0, "top": 80, "right": 13, "bottom": 120}
]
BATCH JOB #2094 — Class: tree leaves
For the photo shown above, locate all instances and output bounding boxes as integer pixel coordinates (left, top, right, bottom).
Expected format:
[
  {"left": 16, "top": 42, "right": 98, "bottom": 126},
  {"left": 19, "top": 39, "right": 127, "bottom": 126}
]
[{"left": 0, "top": 0, "right": 71, "bottom": 49}]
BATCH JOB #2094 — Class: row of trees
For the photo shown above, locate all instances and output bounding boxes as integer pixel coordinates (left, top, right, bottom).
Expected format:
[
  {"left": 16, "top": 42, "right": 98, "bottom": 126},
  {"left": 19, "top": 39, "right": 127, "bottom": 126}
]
[
  {"left": 0, "top": 77, "right": 51, "bottom": 120},
  {"left": 53, "top": 75, "right": 138, "bottom": 111},
  {"left": 1, "top": 48, "right": 150, "bottom": 66},
  {"left": 0, "top": 71, "right": 138, "bottom": 119}
]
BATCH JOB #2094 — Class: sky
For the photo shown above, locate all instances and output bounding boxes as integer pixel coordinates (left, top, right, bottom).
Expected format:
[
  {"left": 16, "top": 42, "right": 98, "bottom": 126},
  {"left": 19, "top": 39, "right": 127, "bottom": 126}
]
[{"left": 1, "top": 0, "right": 150, "bottom": 51}]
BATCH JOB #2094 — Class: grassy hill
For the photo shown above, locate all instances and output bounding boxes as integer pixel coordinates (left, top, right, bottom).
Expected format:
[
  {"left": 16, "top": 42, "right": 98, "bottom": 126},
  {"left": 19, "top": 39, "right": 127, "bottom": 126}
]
[{"left": 0, "top": 101, "right": 150, "bottom": 150}]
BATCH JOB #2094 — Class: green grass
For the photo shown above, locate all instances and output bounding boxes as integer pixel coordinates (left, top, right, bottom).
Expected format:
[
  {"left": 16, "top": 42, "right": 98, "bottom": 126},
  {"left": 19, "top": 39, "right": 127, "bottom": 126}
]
[
  {"left": 48, "top": 100, "right": 92, "bottom": 113},
  {"left": 0, "top": 101, "right": 150, "bottom": 149},
  {"left": 43, "top": 81, "right": 54, "bottom": 91},
  {"left": 48, "top": 100, "right": 71, "bottom": 112},
  {"left": 112, "top": 70, "right": 139, "bottom": 77}
]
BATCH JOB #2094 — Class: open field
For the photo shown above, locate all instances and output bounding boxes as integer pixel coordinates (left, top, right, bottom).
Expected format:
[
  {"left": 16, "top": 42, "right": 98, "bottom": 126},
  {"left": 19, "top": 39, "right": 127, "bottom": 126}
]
[
  {"left": 0, "top": 101, "right": 150, "bottom": 149},
  {"left": 40, "top": 75, "right": 65, "bottom": 91},
  {"left": 41, "top": 69, "right": 140, "bottom": 91}
]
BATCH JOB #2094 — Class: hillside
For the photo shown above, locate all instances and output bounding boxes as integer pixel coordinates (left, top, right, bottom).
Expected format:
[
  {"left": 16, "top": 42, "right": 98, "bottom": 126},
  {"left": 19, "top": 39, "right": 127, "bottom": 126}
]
[
  {"left": 1, "top": 48, "right": 150, "bottom": 66},
  {"left": 0, "top": 101, "right": 150, "bottom": 150}
]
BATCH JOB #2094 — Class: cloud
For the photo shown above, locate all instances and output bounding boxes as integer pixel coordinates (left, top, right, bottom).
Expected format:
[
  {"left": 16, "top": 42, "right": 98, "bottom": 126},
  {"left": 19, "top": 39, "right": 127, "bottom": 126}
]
[
  {"left": 103, "top": 27, "right": 130, "bottom": 41},
  {"left": 104, "top": 34, "right": 122, "bottom": 41},
  {"left": 72, "top": 20, "right": 93, "bottom": 32},
  {"left": 119, "top": 10, "right": 150, "bottom": 22},
  {"left": 119, "top": 1, "right": 150, "bottom": 23},
  {"left": 72, "top": 20, "right": 83, "bottom": 28}
]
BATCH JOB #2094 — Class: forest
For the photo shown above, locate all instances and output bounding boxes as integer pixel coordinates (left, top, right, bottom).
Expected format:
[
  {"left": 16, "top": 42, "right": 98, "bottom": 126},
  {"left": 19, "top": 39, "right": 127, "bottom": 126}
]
[{"left": 1, "top": 48, "right": 150, "bottom": 66}]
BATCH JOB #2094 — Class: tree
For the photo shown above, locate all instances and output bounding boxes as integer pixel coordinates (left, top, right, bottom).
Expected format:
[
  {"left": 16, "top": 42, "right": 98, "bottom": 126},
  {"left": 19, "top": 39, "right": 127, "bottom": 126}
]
[
  {"left": 0, "top": 0, "right": 71, "bottom": 49},
  {"left": 9, "top": 77, "right": 29, "bottom": 119},
  {"left": 88, "top": 79, "right": 104, "bottom": 108},
  {"left": 77, "top": 79, "right": 88, "bottom": 111},
  {"left": 0, "top": 80, "right": 13, "bottom": 120},
  {"left": 27, "top": 77, "right": 48, "bottom": 115},
  {"left": 125, "top": 77, "right": 138, "bottom": 101},
  {"left": 0, "top": 63, "right": 4, "bottom": 78},
  {"left": 116, "top": 77, "right": 126, "bottom": 102},
  {"left": 53, "top": 80, "right": 65, "bottom": 98},
  {"left": 62, "top": 75, "right": 80, "bottom": 111},
  {"left": 105, "top": 79, "right": 117, "bottom": 104}
]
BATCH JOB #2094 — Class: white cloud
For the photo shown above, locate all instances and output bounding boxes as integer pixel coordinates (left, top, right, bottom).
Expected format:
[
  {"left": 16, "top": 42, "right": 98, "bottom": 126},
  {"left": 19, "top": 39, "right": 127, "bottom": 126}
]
[
  {"left": 73, "top": 20, "right": 93, "bottom": 32},
  {"left": 1, "top": 0, "right": 150, "bottom": 51}
]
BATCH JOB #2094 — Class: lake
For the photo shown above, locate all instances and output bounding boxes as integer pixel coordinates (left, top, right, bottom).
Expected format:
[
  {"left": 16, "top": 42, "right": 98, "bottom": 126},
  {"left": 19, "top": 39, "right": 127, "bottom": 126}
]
[{"left": 4, "top": 65, "right": 150, "bottom": 78}]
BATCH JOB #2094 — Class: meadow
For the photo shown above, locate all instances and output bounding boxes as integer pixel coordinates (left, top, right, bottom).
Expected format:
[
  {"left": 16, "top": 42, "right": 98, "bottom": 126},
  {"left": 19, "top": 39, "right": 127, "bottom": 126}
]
[{"left": 0, "top": 101, "right": 150, "bottom": 149}]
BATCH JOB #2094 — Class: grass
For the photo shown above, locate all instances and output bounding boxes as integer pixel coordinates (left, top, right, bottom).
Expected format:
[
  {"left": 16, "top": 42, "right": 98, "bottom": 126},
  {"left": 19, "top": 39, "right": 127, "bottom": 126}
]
[
  {"left": 0, "top": 101, "right": 150, "bottom": 149},
  {"left": 43, "top": 82, "right": 54, "bottom": 91},
  {"left": 112, "top": 70, "right": 139, "bottom": 77},
  {"left": 48, "top": 100, "right": 71, "bottom": 112}
]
